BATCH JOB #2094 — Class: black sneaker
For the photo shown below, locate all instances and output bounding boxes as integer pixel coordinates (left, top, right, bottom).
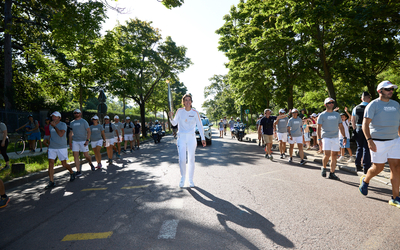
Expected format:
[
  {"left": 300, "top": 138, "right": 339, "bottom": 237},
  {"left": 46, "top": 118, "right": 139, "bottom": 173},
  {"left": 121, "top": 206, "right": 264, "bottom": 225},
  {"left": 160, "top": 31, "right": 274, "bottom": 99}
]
[
  {"left": 288, "top": 157, "right": 293, "bottom": 163},
  {"left": 108, "top": 159, "right": 113, "bottom": 165},
  {"left": 90, "top": 164, "right": 95, "bottom": 171},
  {"left": 300, "top": 159, "right": 306, "bottom": 165},
  {"left": 70, "top": 172, "right": 76, "bottom": 182},
  {"left": 45, "top": 181, "right": 55, "bottom": 189},
  {"left": 265, "top": 154, "right": 269, "bottom": 159},
  {"left": 280, "top": 154, "right": 284, "bottom": 159},
  {"left": 269, "top": 154, "right": 273, "bottom": 160},
  {"left": 321, "top": 167, "right": 327, "bottom": 177},
  {"left": 75, "top": 171, "right": 82, "bottom": 177},
  {"left": 259, "top": 141, "right": 261, "bottom": 146},
  {"left": 329, "top": 172, "right": 340, "bottom": 181}
]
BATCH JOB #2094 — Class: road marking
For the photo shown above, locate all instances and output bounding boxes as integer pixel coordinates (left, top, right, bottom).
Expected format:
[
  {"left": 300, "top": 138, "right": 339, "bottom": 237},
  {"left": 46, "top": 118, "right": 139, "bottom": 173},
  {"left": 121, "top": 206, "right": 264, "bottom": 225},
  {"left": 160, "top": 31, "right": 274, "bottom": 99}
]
[
  {"left": 158, "top": 219, "right": 179, "bottom": 239},
  {"left": 121, "top": 184, "right": 150, "bottom": 189},
  {"left": 81, "top": 188, "right": 108, "bottom": 191},
  {"left": 61, "top": 232, "right": 113, "bottom": 241},
  {"left": 253, "top": 170, "right": 284, "bottom": 177}
]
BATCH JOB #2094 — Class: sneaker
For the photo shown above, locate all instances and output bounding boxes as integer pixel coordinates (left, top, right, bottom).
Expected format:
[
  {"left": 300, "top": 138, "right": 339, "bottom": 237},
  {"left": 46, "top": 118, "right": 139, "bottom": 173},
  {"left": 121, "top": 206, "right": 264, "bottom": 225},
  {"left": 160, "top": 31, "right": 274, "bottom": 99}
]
[
  {"left": 269, "top": 154, "right": 273, "bottom": 160},
  {"left": 359, "top": 175, "right": 368, "bottom": 196},
  {"left": 108, "top": 159, "right": 113, "bottom": 165},
  {"left": 130, "top": 149, "right": 133, "bottom": 153},
  {"left": 40, "top": 148, "right": 43, "bottom": 152},
  {"left": 280, "top": 154, "right": 284, "bottom": 159},
  {"left": 321, "top": 167, "right": 327, "bottom": 177},
  {"left": 90, "top": 164, "right": 95, "bottom": 171},
  {"left": 117, "top": 153, "right": 121, "bottom": 158},
  {"left": 288, "top": 157, "right": 293, "bottom": 163},
  {"left": 300, "top": 159, "right": 306, "bottom": 165},
  {"left": 328, "top": 172, "right": 340, "bottom": 180},
  {"left": 189, "top": 181, "right": 195, "bottom": 188},
  {"left": 75, "top": 171, "right": 82, "bottom": 177},
  {"left": 0, "top": 165, "right": 10, "bottom": 172},
  {"left": 0, "top": 196, "right": 10, "bottom": 208},
  {"left": 265, "top": 154, "right": 269, "bottom": 159},
  {"left": 137, "top": 147, "right": 139, "bottom": 150},
  {"left": 95, "top": 164, "right": 102, "bottom": 170},
  {"left": 259, "top": 141, "right": 261, "bottom": 146},
  {"left": 121, "top": 149, "right": 126, "bottom": 152},
  {"left": 347, "top": 156, "right": 355, "bottom": 163},
  {"left": 338, "top": 156, "right": 345, "bottom": 162},
  {"left": 70, "top": 172, "right": 76, "bottom": 182},
  {"left": 45, "top": 181, "right": 55, "bottom": 189},
  {"left": 179, "top": 179, "right": 185, "bottom": 188},
  {"left": 389, "top": 196, "right": 400, "bottom": 208},
  {"left": 282, "top": 153, "right": 286, "bottom": 159}
]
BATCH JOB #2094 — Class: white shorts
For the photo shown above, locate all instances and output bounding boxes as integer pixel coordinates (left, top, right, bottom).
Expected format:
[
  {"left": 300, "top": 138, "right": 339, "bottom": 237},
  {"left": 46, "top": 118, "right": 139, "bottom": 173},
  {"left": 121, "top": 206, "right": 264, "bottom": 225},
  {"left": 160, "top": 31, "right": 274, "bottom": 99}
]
[
  {"left": 277, "top": 132, "right": 288, "bottom": 142},
  {"left": 114, "top": 135, "right": 122, "bottom": 143},
  {"left": 303, "top": 132, "right": 311, "bottom": 142},
  {"left": 105, "top": 138, "right": 115, "bottom": 147},
  {"left": 124, "top": 134, "right": 134, "bottom": 141},
  {"left": 289, "top": 136, "right": 303, "bottom": 145},
  {"left": 322, "top": 137, "right": 340, "bottom": 152},
  {"left": 371, "top": 138, "right": 400, "bottom": 164},
  {"left": 311, "top": 131, "right": 317, "bottom": 137},
  {"left": 91, "top": 139, "right": 103, "bottom": 148},
  {"left": 48, "top": 148, "right": 68, "bottom": 161},
  {"left": 219, "top": 128, "right": 224, "bottom": 131},
  {"left": 72, "top": 141, "right": 89, "bottom": 152}
]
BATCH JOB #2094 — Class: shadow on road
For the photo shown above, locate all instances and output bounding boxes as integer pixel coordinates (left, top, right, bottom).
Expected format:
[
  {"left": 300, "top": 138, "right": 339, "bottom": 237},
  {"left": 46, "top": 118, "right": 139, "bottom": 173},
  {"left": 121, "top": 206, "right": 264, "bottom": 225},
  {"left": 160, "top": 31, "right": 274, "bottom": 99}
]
[{"left": 188, "top": 187, "right": 294, "bottom": 249}]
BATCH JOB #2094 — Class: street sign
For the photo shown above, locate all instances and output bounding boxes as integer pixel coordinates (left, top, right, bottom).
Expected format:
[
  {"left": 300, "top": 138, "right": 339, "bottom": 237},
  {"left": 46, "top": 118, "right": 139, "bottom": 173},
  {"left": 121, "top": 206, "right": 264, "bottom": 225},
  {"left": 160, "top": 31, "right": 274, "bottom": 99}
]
[{"left": 245, "top": 109, "right": 250, "bottom": 114}]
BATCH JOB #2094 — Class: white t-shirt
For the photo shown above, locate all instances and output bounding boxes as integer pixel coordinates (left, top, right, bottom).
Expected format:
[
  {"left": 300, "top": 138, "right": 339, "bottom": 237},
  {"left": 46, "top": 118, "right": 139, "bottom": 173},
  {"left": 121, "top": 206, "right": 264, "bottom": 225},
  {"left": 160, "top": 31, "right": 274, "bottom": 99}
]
[
  {"left": 339, "top": 120, "right": 350, "bottom": 139},
  {"left": 170, "top": 108, "right": 205, "bottom": 140}
]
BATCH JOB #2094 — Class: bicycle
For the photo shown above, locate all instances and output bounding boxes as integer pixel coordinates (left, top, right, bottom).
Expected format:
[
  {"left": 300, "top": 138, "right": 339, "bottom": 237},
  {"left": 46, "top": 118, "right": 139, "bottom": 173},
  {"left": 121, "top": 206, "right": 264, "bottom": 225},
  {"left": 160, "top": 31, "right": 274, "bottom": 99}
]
[{"left": 14, "top": 130, "right": 37, "bottom": 155}]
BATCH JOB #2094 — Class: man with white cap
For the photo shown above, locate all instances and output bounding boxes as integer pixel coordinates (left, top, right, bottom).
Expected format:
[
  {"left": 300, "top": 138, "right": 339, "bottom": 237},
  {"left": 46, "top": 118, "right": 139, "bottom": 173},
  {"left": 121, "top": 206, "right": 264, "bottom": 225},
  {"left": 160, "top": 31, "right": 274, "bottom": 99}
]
[
  {"left": 123, "top": 117, "right": 135, "bottom": 152},
  {"left": 317, "top": 97, "right": 347, "bottom": 180},
  {"left": 359, "top": 80, "right": 400, "bottom": 208},
  {"left": 45, "top": 111, "right": 76, "bottom": 189},
  {"left": 274, "top": 109, "right": 290, "bottom": 159},
  {"left": 113, "top": 115, "right": 124, "bottom": 158},
  {"left": 287, "top": 108, "right": 306, "bottom": 165},
  {"left": 69, "top": 109, "right": 95, "bottom": 176}
]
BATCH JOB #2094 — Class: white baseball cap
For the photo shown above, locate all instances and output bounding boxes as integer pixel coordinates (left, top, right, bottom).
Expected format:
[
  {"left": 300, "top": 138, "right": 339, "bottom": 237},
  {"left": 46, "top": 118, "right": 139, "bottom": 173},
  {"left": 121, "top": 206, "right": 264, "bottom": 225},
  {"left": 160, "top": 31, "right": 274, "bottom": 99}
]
[
  {"left": 292, "top": 108, "right": 298, "bottom": 113},
  {"left": 114, "top": 115, "right": 119, "bottom": 119},
  {"left": 311, "top": 113, "right": 317, "bottom": 117},
  {"left": 91, "top": 115, "right": 99, "bottom": 120},
  {"left": 279, "top": 109, "right": 286, "bottom": 113},
  {"left": 126, "top": 117, "right": 130, "bottom": 120},
  {"left": 259, "top": 115, "right": 263, "bottom": 118},
  {"left": 73, "top": 109, "right": 81, "bottom": 113},
  {"left": 324, "top": 97, "right": 335, "bottom": 104},
  {"left": 104, "top": 115, "right": 110, "bottom": 119},
  {"left": 264, "top": 108, "right": 272, "bottom": 113},
  {"left": 51, "top": 111, "right": 61, "bottom": 117},
  {"left": 377, "top": 80, "right": 398, "bottom": 92}
]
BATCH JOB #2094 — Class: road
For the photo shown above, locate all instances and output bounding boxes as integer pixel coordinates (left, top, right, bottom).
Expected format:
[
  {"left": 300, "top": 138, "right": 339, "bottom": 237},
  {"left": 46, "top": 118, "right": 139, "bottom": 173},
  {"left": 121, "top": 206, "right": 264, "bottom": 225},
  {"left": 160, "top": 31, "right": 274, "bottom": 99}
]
[{"left": 1, "top": 130, "right": 399, "bottom": 249}]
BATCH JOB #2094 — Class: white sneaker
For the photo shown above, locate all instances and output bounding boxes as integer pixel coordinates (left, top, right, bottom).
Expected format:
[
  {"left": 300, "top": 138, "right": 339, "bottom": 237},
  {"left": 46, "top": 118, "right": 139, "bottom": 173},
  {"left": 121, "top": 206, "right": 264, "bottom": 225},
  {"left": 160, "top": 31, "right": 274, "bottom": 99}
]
[
  {"left": 179, "top": 179, "right": 185, "bottom": 188},
  {"left": 347, "top": 156, "right": 355, "bottom": 163},
  {"left": 189, "top": 181, "right": 195, "bottom": 188},
  {"left": 338, "top": 156, "right": 345, "bottom": 162}
]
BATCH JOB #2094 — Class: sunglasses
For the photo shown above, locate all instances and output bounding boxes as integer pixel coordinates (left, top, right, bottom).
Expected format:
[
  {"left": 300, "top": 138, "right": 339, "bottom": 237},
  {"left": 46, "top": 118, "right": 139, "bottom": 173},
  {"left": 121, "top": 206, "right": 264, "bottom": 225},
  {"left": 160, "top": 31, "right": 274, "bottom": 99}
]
[
  {"left": 383, "top": 88, "right": 395, "bottom": 92},
  {"left": 292, "top": 112, "right": 298, "bottom": 114},
  {"left": 73, "top": 112, "right": 80, "bottom": 114},
  {"left": 326, "top": 102, "right": 335, "bottom": 104}
]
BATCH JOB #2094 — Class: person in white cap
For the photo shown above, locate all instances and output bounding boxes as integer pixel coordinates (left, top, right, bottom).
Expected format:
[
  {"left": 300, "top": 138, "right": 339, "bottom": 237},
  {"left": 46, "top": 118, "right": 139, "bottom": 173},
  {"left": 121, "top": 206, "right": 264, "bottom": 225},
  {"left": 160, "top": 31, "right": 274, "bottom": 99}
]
[
  {"left": 287, "top": 109, "right": 306, "bottom": 165},
  {"left": 133, "top": 119, "right": 141, "bottom": 149},
  {"left": 229, "top": 117, "right": 235, "bottom": 139},
  {"left": 123, "top": 117, "right": 135, "bottom": 152},
  {"left": 69, "top": 109, "right": 95, "bottom": 175},
  {"left": 90, "top": 115, "right": 106, "bottom": 169},
  {"left": 45, "top": 111, "right": 76, "bottom": 189},
  {"left": 169, "top": 94, "right": 206, "bottom": 188},
  {"left": 103, "top": 116, "right": 118, "bottom": 164},
  {"left": 317, "top": 97, "right": 347, "bottom": 181},
  {"left": 359, "top": 80, "right": 400, "bottom": 208},
  {"left": 218, "top": 119, "right": 224, "bottom": 138},
  {"left": 274, "top": 109, "right": 290, "bottom": 159},
  {"left": 113, "top": 115, "right": 124, "bottom": 159}
]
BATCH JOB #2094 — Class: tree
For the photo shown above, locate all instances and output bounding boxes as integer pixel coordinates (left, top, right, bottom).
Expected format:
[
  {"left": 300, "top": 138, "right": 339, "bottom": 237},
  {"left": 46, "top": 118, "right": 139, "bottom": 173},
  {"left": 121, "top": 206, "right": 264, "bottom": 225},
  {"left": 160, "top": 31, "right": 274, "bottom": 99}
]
[{"left": 107, "top": 18, "right": 191, "bottom": 135}]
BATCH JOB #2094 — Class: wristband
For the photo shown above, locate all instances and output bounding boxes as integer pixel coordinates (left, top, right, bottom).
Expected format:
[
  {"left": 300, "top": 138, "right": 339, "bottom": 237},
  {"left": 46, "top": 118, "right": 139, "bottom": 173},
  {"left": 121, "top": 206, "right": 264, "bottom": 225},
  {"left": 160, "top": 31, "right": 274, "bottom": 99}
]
[
  {"left": 367, "top": 138, "right": 372, "bottom": 141},
  {"left": 318, "top": 139, "right": 322, "bottom": 141},
  {"left": 343, "top": 137, "right": 347, "bottom": 139}
]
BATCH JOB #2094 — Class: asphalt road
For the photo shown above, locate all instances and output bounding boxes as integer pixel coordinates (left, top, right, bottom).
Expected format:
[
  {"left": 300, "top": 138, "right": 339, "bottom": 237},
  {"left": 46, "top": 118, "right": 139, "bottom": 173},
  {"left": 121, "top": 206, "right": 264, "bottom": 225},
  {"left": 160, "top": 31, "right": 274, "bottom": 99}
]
[{"left": 1, "top": 130, "right": 400, "bottom": 249}]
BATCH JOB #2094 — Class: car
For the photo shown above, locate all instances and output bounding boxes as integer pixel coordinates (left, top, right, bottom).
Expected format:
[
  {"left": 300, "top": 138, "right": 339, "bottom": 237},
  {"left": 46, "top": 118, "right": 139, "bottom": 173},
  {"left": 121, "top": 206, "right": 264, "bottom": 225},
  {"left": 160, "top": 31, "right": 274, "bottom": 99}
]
[{"left": 195, "top": 116, "right": 213, "bottom": 145}]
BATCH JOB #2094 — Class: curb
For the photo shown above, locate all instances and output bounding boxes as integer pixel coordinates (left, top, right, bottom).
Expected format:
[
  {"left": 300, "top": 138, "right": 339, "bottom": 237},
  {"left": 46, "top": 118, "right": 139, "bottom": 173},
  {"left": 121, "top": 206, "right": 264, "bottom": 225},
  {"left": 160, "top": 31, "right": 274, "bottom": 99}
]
[{"left": 4, "top": 137, "right": 158, "bottom": 190}]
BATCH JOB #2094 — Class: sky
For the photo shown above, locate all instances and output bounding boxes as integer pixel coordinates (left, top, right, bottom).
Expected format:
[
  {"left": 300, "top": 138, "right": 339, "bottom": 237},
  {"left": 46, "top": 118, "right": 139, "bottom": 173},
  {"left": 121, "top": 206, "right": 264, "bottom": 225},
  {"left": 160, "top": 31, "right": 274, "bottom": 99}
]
[{"left": 102, "top": 0, "right": 240, "bottom": 112}]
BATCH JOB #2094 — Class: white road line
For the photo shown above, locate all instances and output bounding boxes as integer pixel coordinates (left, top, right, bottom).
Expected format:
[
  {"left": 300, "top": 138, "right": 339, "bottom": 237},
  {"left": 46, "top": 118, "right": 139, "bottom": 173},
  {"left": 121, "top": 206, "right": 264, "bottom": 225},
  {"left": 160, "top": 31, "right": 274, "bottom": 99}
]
[{"left": 158, "top": 219, "right": 179, "bottom": 240}]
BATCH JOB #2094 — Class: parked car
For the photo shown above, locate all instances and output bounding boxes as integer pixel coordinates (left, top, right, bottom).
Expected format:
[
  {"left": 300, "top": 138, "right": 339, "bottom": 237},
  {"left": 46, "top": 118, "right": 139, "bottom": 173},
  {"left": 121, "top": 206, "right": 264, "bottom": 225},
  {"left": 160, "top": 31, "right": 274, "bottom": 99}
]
[{"left": 195, "top": 116, "right": 213, "bottom": 145}]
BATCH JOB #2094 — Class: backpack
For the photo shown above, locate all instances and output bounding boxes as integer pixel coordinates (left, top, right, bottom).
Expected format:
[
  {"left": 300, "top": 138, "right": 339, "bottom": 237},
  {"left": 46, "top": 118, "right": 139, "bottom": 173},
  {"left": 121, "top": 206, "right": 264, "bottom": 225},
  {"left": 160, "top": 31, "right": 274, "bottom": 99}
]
[{"left": 103, "top": 123, "right": 113, "bottom": 132}]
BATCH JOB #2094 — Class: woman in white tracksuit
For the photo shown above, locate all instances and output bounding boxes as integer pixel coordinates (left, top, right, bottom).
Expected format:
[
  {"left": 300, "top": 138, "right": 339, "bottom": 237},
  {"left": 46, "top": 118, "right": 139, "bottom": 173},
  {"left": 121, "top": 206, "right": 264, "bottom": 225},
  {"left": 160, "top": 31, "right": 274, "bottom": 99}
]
[{"left": 169, "top": 94, "right": 206, "bottom": 188}]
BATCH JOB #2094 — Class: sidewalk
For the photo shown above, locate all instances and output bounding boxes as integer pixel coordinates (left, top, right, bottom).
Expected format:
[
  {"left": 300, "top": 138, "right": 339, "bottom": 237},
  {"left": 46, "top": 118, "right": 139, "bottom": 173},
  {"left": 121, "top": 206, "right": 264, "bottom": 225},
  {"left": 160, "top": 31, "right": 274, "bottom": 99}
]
[
  {"left": 244, "top": 132, "right": 392, "bottom": 187},
  {"left": 0, "top": 147, "right": 49, "bottom": 160}
]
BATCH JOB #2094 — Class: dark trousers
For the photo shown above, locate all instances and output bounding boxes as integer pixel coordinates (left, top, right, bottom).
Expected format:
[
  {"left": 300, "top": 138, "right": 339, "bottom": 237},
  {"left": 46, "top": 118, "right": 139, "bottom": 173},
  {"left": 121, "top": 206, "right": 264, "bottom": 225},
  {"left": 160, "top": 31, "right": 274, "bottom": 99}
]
[
  {"left": 0, "top": 138, "right": 9, "bottom": 162},
  {"left": 355, "top": 128, "right": 371, "bottom": 173}
]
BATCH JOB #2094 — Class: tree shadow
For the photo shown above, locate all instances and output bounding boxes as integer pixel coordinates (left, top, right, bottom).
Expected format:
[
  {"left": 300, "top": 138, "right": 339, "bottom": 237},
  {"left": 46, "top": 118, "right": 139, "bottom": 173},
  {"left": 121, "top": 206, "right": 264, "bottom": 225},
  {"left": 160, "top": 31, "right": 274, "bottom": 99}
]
[{"left": 188, "top": 187, "right": 294, "bottom": 249}]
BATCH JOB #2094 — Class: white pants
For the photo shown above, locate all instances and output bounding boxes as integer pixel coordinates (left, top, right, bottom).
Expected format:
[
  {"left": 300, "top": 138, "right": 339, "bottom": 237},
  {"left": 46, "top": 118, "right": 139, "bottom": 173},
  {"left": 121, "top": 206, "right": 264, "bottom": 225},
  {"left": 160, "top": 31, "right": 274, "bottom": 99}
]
[{"left": 177, "top": 133, "right": 197, "bottom": 183}]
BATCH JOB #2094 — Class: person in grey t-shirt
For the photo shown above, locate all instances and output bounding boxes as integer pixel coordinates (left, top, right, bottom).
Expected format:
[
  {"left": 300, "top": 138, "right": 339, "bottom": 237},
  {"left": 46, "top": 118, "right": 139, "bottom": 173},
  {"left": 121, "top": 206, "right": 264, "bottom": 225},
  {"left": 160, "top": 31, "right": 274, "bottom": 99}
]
[
  {"left": 287, "top": 109, "right": 306, "bottom": 165},
  {"left": 103, "top": 116, "right": 118, "bottom": 164},
  {"left": 359, "top": 80, "right": 400, "bottom": 208},
  {"left": 123, "top": 117, "right": 135, "bottom": 152},
  {"left": 45, "top": 111, "right": 75, "bottom": 189},
  {"left": 274, "top": 109, "right": 290, "bottom": 159},
  {"left": 317, "top": 97, "right": 346, "bottom": 181},
  {"left": 69, "top": 109, "right": 94, "bottom": 175},
  {"left": 113, "top": 115, "right": 124, "bottom": 158},
  {"left": 90, "top": 115, "right": 106, "bottom": 169}
]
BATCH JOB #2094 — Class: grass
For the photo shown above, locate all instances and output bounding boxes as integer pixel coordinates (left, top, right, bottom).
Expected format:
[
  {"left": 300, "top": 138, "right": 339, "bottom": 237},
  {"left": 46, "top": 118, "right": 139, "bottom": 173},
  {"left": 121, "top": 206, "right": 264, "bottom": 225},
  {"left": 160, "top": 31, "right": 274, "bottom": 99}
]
[{"left": 0, "top": 132, "right": 171, "bottom": 182}]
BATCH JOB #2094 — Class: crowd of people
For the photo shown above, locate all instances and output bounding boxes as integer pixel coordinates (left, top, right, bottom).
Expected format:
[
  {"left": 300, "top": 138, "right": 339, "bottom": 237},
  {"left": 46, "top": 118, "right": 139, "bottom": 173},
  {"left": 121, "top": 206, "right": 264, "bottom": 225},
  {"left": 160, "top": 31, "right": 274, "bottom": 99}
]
[{"left": 255, "top": 80, "right": 400, "bottom": 209}]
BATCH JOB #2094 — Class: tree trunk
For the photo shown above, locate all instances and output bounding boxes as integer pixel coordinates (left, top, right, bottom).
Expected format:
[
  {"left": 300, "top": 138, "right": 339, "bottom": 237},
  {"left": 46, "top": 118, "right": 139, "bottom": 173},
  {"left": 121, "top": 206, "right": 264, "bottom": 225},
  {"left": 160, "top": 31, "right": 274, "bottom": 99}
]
[
  {"left": 4, "top": 0, "right": 13, "bottom": 109},
  {"left": 319, "top": 47, "right": 336, "bottom": 100},
  {"left": 79, "top": 84, "right": 83, "bottom": 111},
  {"left": 287, "top": 84, "right": 294, "bottom": 109},
  {"left": 140, "top": 101, "right": 146, "bottom": 138}
]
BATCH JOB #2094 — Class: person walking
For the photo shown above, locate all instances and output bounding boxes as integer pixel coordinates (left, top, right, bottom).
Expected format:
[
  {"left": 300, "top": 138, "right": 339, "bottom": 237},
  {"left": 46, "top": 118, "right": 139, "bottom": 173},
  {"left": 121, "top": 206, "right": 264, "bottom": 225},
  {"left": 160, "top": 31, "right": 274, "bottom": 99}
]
[
  {"left": 123, "top": 117, "right": 135, "bottom": 152},
  {"left": 310, "top": 113, "right": 318, "bottom": 149},
  {"left": 133, "top": 119, "right": 141, "bottom": 149},
  {"left": 218, "top": 119, "right": 224, "bottom": 138},
  {"left": 359, "top": 81, "right": 400, "bottom": 208},
  {"left": 103, "top": 116, "right": 118, "bottom": 164},
  {"left": 45, "top": 111, "right": 75, "bottom": 189},
  {"left": 229, "top": 117, "right": 235, "bottom": 139},
  {"left": 15, "top": 114, "right": 42, "bottom": 152},
  {"left": 302, "top": 117, "right": 311, "bottom": 150},
  {"left": 274, "top": 109, "right": 289, "bottom": 159},
  {"left": 223, "top": 116, "right": 228, "bottom": 136},
  {"left": 0, "top": 121, "right": 10, "bottom": 171},
  {"left": 69, "top": 109, "right": 95, "bottom": 175},
  {"left": 90, "top": 115, "right": 106, "bottom": 169},
  {"left": 113, "top": 115, "right": 124, "bottom": 159},
  {"left": 169, "top": 94, "right": 205, "bottom": 188},
  {"left": 41, "top": 117, "right": 51, "bottom": 150},
  {"left": 351, "top": 91, "right": 371, "bottom": 173},
  {"left": 338, "top": 109, "right": 354, "bottom": 163},
  {"left": 317, "top": 98, "right": 347, "bottom": 181},
  {"left": 258, "top": 109, "right": 278, "bottom": 160},
  {"left": 287, "top": 109, "right": 306, "bottom": 165}
]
